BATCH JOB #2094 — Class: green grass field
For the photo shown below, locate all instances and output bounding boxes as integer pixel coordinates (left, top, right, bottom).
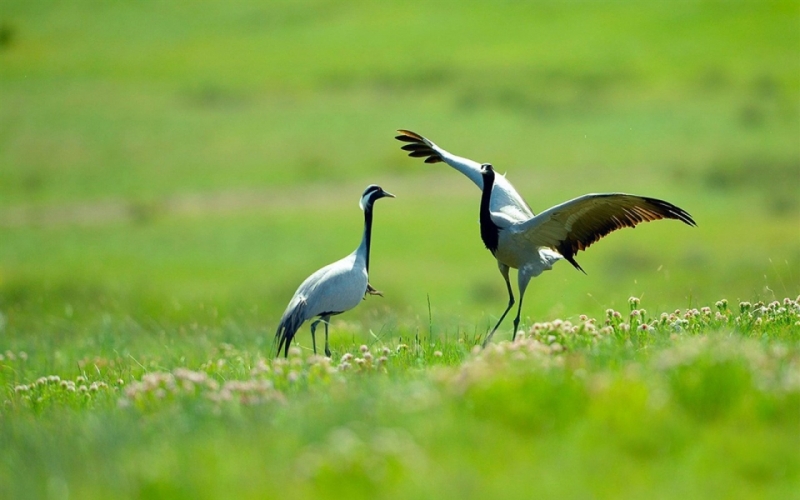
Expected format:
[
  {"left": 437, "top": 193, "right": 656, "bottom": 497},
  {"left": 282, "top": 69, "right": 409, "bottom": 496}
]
[
  {"left": 1, "top": 1, "right": 799, "bottom": 498},
  {"left": 2, "top": 300, "right": 799, "bottom": 499}
]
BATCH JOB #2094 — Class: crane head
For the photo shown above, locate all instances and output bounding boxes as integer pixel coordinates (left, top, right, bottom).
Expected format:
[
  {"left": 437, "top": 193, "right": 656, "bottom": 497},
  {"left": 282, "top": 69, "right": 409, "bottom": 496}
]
[
  {"left": 359, "top": 185, "right": 395, "bottom": 211},
  {"left": 479, "top": 163, "right": 495, "bottom": 180}
]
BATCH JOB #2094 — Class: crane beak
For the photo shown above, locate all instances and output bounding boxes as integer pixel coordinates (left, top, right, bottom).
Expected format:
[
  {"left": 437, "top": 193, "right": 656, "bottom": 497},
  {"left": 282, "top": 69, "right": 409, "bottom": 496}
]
[{"left": 381, "top": 190, "right": 395, "bottom": 199}]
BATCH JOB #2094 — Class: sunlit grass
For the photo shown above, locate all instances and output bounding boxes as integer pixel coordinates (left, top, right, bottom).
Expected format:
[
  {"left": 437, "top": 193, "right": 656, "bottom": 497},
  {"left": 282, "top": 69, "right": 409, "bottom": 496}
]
[
  {"left": 1, "top": 297, "right": 798, "bottom": 499},
  {"left": 1, "top": 0, "right": 797, "bottom": 327}
]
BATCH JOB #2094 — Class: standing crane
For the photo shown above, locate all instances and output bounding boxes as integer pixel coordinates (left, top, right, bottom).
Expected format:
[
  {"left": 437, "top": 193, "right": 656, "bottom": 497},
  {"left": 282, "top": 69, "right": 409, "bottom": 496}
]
[
  {"left": 275, "top": 185, "right": 394, "bottom": 357},
  {"left": 396, "top": 130, "right": 695, "bottom": 346}
]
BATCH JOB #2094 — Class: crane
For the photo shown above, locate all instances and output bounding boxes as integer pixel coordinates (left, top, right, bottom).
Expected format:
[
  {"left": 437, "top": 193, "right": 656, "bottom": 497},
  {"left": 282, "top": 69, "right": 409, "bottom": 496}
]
[
  {"left": 275, "top": 185, "right": 394, "bottom": 357},
  {"left": 396, "top": 130, "right": 695, "bottom": 346}
]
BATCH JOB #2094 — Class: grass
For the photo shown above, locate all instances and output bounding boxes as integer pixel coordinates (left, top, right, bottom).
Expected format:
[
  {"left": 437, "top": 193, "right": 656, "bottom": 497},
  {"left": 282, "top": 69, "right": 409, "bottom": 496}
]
[
  {"left": 1, "top": 0, "right": 799, "bottom": 498},
  {"left": 2, "top": 298, "right": 799, "bottom": 499}
]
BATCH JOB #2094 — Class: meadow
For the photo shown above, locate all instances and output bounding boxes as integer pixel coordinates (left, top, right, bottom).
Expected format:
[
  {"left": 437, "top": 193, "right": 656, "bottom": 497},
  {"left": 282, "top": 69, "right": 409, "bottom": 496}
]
[{"left": 1, "top": 0, "right": 799, "bottom": 498}]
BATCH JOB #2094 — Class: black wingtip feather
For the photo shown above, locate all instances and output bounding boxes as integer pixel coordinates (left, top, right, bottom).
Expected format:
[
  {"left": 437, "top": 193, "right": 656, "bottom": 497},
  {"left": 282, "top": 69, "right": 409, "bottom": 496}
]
[
  {"left": 401, "top": 143, "right": 428, "bottom": 152},
  {"left": 642, "top": 196, "right": 697, "bottom": 227},
  {"left": 395, "top": 130, "right": 443, "bottom": 164},
  {"left": 395, "top": 129, "right": 424, "bottom": 142}
]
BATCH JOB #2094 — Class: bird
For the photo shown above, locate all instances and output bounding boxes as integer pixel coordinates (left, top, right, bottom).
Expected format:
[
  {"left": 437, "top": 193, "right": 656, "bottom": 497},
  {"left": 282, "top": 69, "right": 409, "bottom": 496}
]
[
  {"left": 396, "top": 130, "right": 696, "bottom": 347},
  {"left": 274, "top": 184, "right": 394, "bottom": 357}
]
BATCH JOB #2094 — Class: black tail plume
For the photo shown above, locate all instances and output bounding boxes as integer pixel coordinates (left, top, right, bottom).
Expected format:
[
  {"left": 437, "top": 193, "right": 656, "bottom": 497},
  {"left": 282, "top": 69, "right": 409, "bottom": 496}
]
[{"left": 274, "top": 300, "right": 307, "bottom": 358}]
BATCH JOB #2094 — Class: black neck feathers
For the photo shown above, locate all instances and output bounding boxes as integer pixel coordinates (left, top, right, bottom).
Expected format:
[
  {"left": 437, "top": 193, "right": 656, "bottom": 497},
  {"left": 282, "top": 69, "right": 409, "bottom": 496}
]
[
  {"left": 358, "top": 184, "right": 393, "bottom": 273},
  {"left": 479, "top": 164, "right": 499, "bottom": 255},
  {"left": 362, "top": 204, "right": 374, "bottom": 273}
]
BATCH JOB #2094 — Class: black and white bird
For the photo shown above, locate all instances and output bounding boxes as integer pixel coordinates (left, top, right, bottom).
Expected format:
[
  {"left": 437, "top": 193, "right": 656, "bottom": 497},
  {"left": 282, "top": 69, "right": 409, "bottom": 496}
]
[
  {"left": 274, "top": 185, "right": 394, "bottom": 357},
  {"left": 396, "top": 130, "right": 696, "bottom": 346}
]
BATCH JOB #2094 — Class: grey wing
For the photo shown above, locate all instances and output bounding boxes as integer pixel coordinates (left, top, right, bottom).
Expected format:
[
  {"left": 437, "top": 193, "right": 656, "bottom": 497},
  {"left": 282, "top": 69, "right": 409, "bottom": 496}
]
[
  {"left": 297, "top": 256, "right": 368, "bottom": 317},
  {"left": 395, "top": 129, "right": 534, "bottom": 221},
  {"left": 275, "top": 257, "right": 367, "bottom": 357},
  {"left": 512, "top": 193, "right": 696, "bottom": 271}
]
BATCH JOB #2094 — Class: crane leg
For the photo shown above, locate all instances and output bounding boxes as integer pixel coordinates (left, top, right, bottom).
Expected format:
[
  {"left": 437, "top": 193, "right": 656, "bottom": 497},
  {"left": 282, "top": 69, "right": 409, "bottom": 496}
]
[
  {"left": 512, "top": 269, "right": 534, "bottom": 342},
  {"left": 322, "top": 315, "right": 332, "bottom": 357},
  {"left": 310, "top": 318, "right": 323, "bottom": 354},
  {"left": 483, "top": 263, "right": 515, "bottom": 348}
]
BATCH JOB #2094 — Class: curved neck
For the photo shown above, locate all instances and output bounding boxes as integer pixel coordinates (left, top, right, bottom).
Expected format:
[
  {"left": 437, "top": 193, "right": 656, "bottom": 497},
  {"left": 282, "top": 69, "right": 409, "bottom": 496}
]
[
  {"left": 479, "top": 173, "right": 499, "bottom": 254},
  {"left": 358, "top": 206, "right": 374, "bottom": 272}
]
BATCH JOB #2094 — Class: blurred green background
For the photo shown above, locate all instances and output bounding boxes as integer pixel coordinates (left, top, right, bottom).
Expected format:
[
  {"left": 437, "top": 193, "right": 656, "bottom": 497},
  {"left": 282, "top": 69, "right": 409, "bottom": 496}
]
[{"left": 1, "top": 0, "right": 798, "bottom": 344}]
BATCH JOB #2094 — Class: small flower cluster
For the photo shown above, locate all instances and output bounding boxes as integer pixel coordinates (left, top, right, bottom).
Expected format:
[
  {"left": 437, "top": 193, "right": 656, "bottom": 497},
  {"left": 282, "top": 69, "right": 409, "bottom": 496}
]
[
  {"left": 4, "top": 346, "right": 362, "bottom": 413},
  {"left": 522, "top": 317, "right": 605, "bottom": 350},
  {"left": 251, "top": 349, "right": 340, "bottom": 388},
  {"left": 208, "top": 379, "right": 282, "bottom": 405},
  {"left": 121, "top": 367, "right": 285, "bottom": 409},
  {"left": 735, "top": 297, "right": 800, "bottom": 329},
  {"left": 448, "top": 307, "right": 800, "bottom": 422},
  {"left": 120, "top": 342, "right": 406, "bottom": 411},
  {"left": 11, "top": 374, "right": 119, "bottom": 409},
  {"left": 532, "top": 296, "right": 798, "bottom": 344},
  {"left": 337, "top": 345, "right": 391, "bottom": 373},
  {"left": 0, "top": 350, "right": 29, "bottom": 363},
  {"left": 466, "top": 296, "right": 800, "bottom": 365}
]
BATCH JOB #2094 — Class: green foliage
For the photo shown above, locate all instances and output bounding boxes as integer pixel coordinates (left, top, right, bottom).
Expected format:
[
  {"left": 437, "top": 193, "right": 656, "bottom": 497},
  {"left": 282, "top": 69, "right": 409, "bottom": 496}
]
[
  {"left": 2, "top": 298, "right": 799, "bottom": 499},
  {"left": 0, "top": 1, "right": 799, "bottom": 498}
]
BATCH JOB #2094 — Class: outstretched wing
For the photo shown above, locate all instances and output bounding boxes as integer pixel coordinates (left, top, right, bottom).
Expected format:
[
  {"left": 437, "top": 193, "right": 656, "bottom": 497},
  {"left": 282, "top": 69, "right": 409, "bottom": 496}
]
[
  {"left": 512, "top": 193, "right": 696, "bottom": 272},
  {"left": 395, "top": 129, "right": 534, "bottom": 222}
]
